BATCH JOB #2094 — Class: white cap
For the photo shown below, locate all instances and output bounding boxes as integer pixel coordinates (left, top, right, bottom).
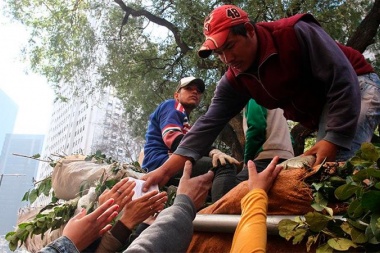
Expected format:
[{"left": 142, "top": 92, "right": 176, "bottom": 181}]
[{"left": 176, "top": 76, "right": 205, "bottom": 93}]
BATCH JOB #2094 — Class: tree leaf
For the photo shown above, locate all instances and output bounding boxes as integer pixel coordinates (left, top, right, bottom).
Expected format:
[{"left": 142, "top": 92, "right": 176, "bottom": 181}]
[
  {"left": 347, "top": 198, "right": 364, "bottom": 218},
  {"left": 362, "top": 190, "right": 380, "bottom": 212},
  {"left": 292, "top": 228, "right": 308, "bottom": 244},
  {"left": 21, "top": 191, "right": 29, "bottom": 201},
  {"left": 278, "top": 219, "right": 300, "bottom": 240},
  {"left": 306, "top": 234, "right": 319, "bottom": 252},
  {"left": 316, "top": 243, "right": 334, "bottom": 253},
  {"left": 360, "top": 142, "right": 380, "bottom": 162},
  {"left": 311, "top": 192, "right": 328, "bottom": 212},
  {"left": 327, "top": 238, "right": 357, "bottom": 251},
  {"left": 369, "top": 212, "right": 380, "bottom": 241},
  {"left": 334, "top": 183, "right": 359, "bottom": 200},
  {"left": 32, "top": 153, "right": 41, "bottom": 159},
  {"left": 350, "top": 226, "right": 367, "bottom": 244},
  {"left": 29, "top": 189, "right": 39, "bottom": 204},
  {"left": 305, "top": 212, "right": 332, "bottom": 232}
]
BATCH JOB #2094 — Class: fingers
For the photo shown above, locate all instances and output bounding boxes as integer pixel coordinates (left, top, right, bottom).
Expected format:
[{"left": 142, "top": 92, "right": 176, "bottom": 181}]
[
  {"left": 181, "top": 160, "right": 192, "bottom": 180},
  {"left": 273, "top": 164, "right": 283, "bottom": 178},
  {"left": 212, "top": 156, "right": 218, "bottom": 167},
  {"left": 150, "top": 193, "right": 168, "bottom": 213},
  {"left": 89, "top": 198, "right": 117, "bottom": 221},
  {"left": 96, "top": 206, "right": 119, "bottom": 225},
  {"left": 203, "top": 170, "right": 215, "bottom": 183},
  {"left": 212, "top": 153, "right": 239, "bottom": 167},
  {"left": 132, "top": 191, "right": 168, "bottom": 213},
  {"left": 142, "top": 177, "right": 153, "bottom": 192},
  {"left": 227, "top": 156, "right": 240, "bottom": 165},
  {"left": 98, "top": 224, "right": 113, "bottom": 236},
  {"left": 114, "top": 178, "right": 135, "bottom": 196},
  {"left": 218, "top": 156, "right": 226, "bottom": 166},
  {"left": 247, "top": 159, "right": 257, "bottom": 176}
]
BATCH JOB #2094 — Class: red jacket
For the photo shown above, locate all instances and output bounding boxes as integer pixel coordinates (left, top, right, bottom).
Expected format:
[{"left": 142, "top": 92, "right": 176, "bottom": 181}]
[
  {"left": 227, "top": 13, "right": 372, "bottom": 129},
  {"left": 175, "top": 14, "right": 374, "bottom": 161}
]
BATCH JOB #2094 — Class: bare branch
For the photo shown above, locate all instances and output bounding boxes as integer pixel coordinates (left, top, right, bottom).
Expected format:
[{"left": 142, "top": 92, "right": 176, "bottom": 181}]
[
  {"left": 347, "top": 0, "right": 380, "bottom": 52},
  {"left": 12, "top": 153, "right": 51, "bottom": 163},
  {"left": 113, "top": 0, "right": 191, "bottom": 54}
]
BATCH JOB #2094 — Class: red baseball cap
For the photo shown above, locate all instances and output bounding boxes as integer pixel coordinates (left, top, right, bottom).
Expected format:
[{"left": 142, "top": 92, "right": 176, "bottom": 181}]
[{"left": 198, "top": 5, "right": 249, "bottom": 58}]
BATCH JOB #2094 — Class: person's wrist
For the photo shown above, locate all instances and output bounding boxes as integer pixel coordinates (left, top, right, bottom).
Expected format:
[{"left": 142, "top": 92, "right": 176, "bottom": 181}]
[{"left": 120, "top": 216, "right": 136, "bottom": 230}]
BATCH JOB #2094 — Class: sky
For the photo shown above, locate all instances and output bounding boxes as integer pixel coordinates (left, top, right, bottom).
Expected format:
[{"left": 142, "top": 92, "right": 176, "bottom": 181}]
[{"left": 0, "top": 2, "right": 54, "bottom": 135}]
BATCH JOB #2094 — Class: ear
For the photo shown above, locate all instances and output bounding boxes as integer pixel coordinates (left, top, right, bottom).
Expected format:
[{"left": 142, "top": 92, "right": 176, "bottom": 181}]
[
  {"left": 174, "top": 92, "right": 180, "bottom": 101},
  {"left": 244, "top": 22, "right": 255, "bottom": 38}
]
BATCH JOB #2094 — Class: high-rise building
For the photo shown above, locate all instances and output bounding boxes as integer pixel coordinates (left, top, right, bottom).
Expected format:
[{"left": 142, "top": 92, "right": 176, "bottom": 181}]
[
  {"left": 34, "top": 86, "right": 144, "bottom": 206},
  {"left": 0, "top": 134, "right": 44, "bottom": 236},
  {"left": 0, "top": 89, "right": 18, "bottom": 154}
]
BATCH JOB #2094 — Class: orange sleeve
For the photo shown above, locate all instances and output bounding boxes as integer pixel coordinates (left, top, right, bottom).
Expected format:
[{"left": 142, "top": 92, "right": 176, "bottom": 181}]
[{"left": 230, "top": 189, "right": 268, "bottom": 253}]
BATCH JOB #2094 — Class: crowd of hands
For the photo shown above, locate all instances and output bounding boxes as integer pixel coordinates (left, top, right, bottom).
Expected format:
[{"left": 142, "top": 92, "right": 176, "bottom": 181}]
[{"left": 61, "top": 156, "right": 283, "bottom": 252}]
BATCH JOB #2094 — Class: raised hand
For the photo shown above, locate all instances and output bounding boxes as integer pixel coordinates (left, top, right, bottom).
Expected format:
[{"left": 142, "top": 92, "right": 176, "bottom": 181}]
[
  {"left": 62, "top": 198, "right": 119, "bottom": 251},
  {"left": 177, "top": 160, "right": 214, "bottom": 210}
]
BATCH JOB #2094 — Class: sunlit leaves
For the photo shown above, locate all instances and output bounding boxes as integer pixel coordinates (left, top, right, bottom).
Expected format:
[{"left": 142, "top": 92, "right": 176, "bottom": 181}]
[
  {"left": 279, "top": 142, "right": 380, "bottom": 252},
  {"left": 327, "top": 238, "right": 357, "bottom": 251},
  {"left": 335, "top": 183, "right": 360, "bottom": 200},
  {"left": 22, "top": 177, "right": 52, "bottom": 204},
  {"left": 4, "top": 0, "right": 378, "bottom": 141},
  {"left": 5, "top": 199, "right": 78, "bottom": 251},
  {"left": 305, "top": 212, "right": 333, "bottom": 232}
]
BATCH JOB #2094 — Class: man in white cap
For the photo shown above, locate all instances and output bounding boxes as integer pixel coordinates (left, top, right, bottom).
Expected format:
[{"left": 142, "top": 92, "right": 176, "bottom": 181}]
[{"left": 141, "top": 76, "right": 239, "bottom": 202}]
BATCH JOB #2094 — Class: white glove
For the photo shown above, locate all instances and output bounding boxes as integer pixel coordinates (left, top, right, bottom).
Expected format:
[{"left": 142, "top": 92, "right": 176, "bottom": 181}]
[{"left": 209, "top": 149, "right": 240, "bottom": 168}]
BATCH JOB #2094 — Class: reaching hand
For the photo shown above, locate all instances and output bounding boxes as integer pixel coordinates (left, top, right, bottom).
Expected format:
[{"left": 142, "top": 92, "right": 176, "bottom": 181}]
[
  {"left": 119, "top": 190, "right": 168, "bottom": 230},
  {"left": 177, "top": 160, "right": 214, "bottom": 210},
  {"left": 142, "top": 154, "right": 189, "bottom": 192},
  {"left": 98, "top": 177, "right": 135, "bottom": 212},
  {"left": 247, "top": 156, "right": 283, "bottom": 193},
  {"left": 62, "top": 198, "right": 119, "bottom": 251},
  {"left": 303, "top": 140, "right": 338, "bottom": 166},
  {"left": 209, "top": 149, "right": 240, "bottom": 167},
  {"left": 141, "top": 169, "right": 170, "bottom": 192}
]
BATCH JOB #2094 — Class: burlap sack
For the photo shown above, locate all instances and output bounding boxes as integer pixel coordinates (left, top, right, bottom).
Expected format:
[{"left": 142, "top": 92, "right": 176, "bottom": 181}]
[
  {"left": 51, "top": 154, "right": 146, "bottom": 200},
  {"left": 16, "top": 156, "right": 146, "bottom": 252},
  {"left": 187, "top": 167, "right": 315, "bottom": 253}
]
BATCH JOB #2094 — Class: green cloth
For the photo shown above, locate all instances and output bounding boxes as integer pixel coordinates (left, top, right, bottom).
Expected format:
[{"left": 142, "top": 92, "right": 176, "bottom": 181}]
[{"left": 244, "top": 99, "right": 267, "bottom": 163}]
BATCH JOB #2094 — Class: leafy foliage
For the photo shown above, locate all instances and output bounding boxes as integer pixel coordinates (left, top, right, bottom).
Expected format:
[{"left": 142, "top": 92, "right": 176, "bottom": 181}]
[
  {"left": 278, "top": 143, "right": 380, "bottom": 252},
  {"left": 5, "top": 150, "right": 165, "bottom": 251},
  {"left": 22, "top": 177, "right": 53, "bottom": 204},
  {"left": 5, "top": 199, "right": 78, "bottom": 251},
  {"left": 3, "top": 0, "right": 378, "bottom": 141}
]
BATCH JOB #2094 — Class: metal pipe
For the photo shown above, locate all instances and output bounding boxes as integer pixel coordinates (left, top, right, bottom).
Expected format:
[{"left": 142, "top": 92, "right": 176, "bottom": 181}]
[{"left": 193, "top": 214, "right": 343, "bottom": 234}]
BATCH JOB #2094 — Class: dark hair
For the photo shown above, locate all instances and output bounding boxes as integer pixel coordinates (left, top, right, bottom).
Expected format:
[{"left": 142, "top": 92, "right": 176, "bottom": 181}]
[{"left": 230, "top": 20, "right": 255, "bottom": 37}]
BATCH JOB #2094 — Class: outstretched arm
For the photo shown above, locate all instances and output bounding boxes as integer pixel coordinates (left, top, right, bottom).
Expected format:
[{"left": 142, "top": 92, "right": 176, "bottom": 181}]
[
  {"left": 141, "top": 153, "right": 189, "bottom": 191},
  {"left": 38, "top": 199, "right": 119, "bottom": 253},
  {"left": 126, "top": 161, "right": 214, "bottom": 252},
  {"left": 230, "top": 157, "right": 282, "bottom": 253}
]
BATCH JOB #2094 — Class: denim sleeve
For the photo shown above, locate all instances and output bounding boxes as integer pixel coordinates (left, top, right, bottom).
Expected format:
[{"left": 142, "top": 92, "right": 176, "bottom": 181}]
[{"left": 38, "top": 236, "right": 80, "bottom": 253}]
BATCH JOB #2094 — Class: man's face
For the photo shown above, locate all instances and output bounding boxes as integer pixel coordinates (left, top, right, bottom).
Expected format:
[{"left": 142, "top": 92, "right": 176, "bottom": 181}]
[
  {"left": 213, "top": 23, "right": 257, "bottom": 72},
  {"left": 175, "top": 84, "right": 202, "bottom": 110}
]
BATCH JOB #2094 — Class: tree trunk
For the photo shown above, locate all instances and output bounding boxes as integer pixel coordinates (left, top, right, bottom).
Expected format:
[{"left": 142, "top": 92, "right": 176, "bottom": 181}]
[
  {"left": 218, "top": 114, "right": 245, "bottom": 162},
  {"left": 290, "top": 124, "right": 316, "bottom": 156},
  {"left": 346, "top": 0, "right": 380, "bottom": 53}
]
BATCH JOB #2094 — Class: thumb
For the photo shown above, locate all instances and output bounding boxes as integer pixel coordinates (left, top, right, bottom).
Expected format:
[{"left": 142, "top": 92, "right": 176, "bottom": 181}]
[
  {"left": 247, "top": 160, "right": 257, "bottom": 178},
  {"left": 181, "top": 160, "right": 192, "bottom": 180},
  {"left": 204, "top": 170, "right": 214, "bottom": 182},
  {"left": 142, "top": 178, "right": 152, "bottom": 192}
]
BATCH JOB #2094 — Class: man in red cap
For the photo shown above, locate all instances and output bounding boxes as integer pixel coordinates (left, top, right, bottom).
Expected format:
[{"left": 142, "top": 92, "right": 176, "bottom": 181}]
[{"left": 142, "top": 5, "right": 380, "bottom": 190}]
